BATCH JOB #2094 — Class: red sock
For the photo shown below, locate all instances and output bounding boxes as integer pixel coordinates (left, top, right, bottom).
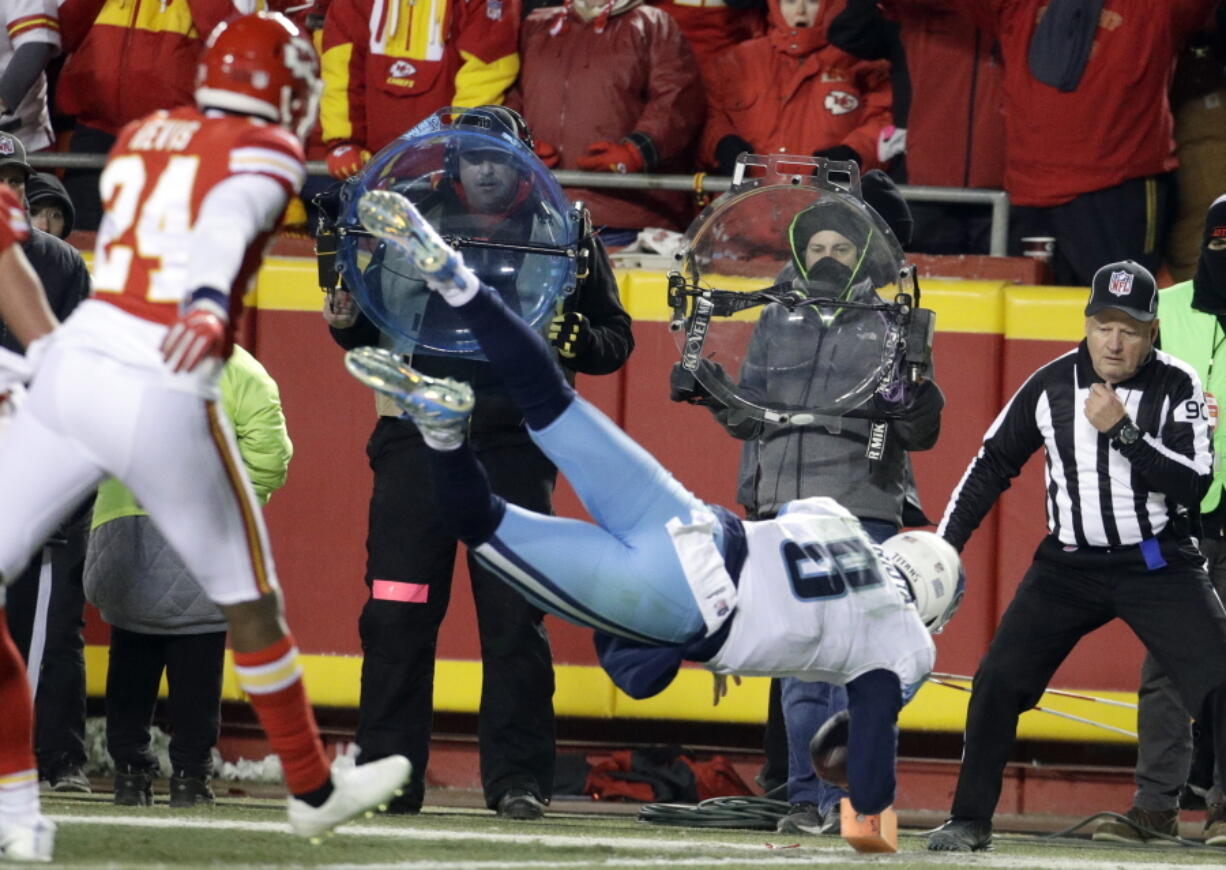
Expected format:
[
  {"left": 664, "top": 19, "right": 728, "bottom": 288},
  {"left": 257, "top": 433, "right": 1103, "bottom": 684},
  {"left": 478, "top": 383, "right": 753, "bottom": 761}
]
[
  {"left": 0, "top": 612, "right": 37, "bottom": 789},
  {"left": 232, "top": 635, "right": 330, "bottom": 796}
]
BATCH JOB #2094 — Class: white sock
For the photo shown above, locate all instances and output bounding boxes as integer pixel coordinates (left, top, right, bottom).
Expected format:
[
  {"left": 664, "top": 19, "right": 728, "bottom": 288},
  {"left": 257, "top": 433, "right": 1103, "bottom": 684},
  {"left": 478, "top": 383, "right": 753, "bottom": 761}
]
[
  {"left": 0, "top": 772, "right": 40, "bottom": 824},
  {"left": 419, "top": 429, "right": 464, "bottom": 451},
  {"left": 426, "top": 265, "right": 480, "bottom": 307}
]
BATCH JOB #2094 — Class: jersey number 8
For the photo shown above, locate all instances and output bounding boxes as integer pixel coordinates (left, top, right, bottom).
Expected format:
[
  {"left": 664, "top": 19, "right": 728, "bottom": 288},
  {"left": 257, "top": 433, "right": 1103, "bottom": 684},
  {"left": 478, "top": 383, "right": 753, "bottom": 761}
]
[{"left": 783, "top": 538, "right": 883, "bottom": 601}]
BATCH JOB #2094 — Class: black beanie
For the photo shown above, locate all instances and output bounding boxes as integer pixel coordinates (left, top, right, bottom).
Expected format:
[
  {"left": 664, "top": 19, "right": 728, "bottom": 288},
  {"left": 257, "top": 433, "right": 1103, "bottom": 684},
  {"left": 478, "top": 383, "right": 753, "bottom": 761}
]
[
  {"left": 789, "top": 201, "right": 870, "bottom": 271},
  {"left": 25, "top": 172, "right": 75, "bottom": 238}
]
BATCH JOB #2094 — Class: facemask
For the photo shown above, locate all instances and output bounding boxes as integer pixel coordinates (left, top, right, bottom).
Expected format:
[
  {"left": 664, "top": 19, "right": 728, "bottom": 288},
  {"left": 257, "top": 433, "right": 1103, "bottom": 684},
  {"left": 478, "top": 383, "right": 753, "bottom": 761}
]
[
  {"left": 1193, "top": 197, "right": 1226, "bottom": 315},
  {"left": 803, "top": 256, "right": 853, "bottom": 296}
]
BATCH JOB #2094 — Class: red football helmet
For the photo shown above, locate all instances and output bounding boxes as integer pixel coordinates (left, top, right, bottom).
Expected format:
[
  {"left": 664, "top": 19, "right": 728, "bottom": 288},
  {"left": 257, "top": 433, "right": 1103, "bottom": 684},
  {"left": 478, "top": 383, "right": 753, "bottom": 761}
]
[{"left": 195, "top": 12, "right": 321, "bottom": 142}]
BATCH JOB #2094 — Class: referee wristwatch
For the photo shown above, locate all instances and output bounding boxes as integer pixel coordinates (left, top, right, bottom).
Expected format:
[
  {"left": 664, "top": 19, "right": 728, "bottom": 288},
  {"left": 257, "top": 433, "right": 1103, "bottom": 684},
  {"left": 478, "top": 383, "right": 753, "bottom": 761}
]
[{"left": 1109, "top": 417, "right": 1142, "bottom": 447}]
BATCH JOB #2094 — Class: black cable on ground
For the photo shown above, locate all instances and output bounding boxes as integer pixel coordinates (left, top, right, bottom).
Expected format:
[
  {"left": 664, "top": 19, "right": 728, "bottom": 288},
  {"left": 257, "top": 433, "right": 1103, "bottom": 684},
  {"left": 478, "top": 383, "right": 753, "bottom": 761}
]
[
  {"left": 1042, "top": 810, "right": 1216, "bottom": 850},
  {"left": 637, "top": 796, "right": 793, "bottom": 829},
  {"left": 641, "top": 800, "right": 1223, "bottom": 851}
]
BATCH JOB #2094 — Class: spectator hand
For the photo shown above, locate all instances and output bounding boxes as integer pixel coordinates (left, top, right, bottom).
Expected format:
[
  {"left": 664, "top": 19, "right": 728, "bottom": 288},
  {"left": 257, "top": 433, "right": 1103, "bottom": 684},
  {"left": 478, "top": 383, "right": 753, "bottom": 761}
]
[
  {"left": 14, "top": 335, "right": 49, "bottom": 377},
  {"left": 0, "top": 345, "right": 30, "bottom": 432},
  {"left": 534, "top": 139, "right": 561, "bottom": 168},
  {"left": 162, "top": 292, "right": 228, "bottom": 373},
  {"left": 813, "top": 144, "right": 862, "bottom": 167},
  {"left": 577, "top": 139, "right": 644, "bottom": 174},
  {"left": 711, "top": 672, "right": 741, "bottom": 706},
  {"left": 323, "top": 286, "right": 359, "bottom": 329},
  {"left": 1085, "top": 382, "right": 1127, "bottom": 433},
  {"left": 0, "top": 383, "right": 23, "bottom": 442},
  {"left": 549, "top": 311, "right": 591, "bottom": 358},
  {"left": 326, "top": 143, "right": 372, "bottom": 180}
]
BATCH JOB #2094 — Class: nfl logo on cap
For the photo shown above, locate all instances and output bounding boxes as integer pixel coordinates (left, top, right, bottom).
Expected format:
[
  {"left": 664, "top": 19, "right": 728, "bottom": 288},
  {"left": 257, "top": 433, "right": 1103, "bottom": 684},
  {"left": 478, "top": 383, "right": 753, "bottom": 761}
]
[
  {"left": 1086, "top": 259, "right": 1157, "bottom": 322},
  {"left": 0, "top": 138, "right": 12, "bottom": 157},
  {"left": 1108, "top": 269, "right": 1134, "bottom": 297}
]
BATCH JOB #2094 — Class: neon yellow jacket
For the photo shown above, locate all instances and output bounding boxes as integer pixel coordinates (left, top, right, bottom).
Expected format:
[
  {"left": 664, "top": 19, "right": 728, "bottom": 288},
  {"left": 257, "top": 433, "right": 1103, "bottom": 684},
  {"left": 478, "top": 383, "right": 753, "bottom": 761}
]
[
  {"left": 91, "top": 345, "right": 293, "bottom": 528},
  {"left": 1157, "top": 279, "right": 1226, "bottom": 513}
]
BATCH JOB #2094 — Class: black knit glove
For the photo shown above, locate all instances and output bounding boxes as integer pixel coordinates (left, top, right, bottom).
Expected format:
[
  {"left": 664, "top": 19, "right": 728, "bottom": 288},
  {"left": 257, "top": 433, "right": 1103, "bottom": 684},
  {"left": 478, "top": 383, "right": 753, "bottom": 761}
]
[
  {"left": 715, "top": 134, "right": 754, "bottom": 176},
  {"left": 813, "top": 144, "right": 862, "bottom": 167}
]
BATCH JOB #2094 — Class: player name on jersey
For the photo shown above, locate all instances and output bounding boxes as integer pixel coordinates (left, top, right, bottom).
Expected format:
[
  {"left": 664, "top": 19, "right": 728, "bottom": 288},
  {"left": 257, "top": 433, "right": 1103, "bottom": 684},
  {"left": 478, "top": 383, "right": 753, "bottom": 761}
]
[{"left": 128, "top": 118, "right": 203, "bottom": 152}]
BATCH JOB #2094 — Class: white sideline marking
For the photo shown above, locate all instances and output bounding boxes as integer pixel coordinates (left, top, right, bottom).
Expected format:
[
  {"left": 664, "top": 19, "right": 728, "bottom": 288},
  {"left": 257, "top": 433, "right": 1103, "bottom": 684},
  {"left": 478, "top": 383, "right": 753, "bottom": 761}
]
[
  {"left": 316, "top": 863, "right": 816, "bottom": 869},
  {"left": 46, "top": 814, "right": 1216, "bottom": 869},
  {"left": 48, "top": 813, "right": 773, "bottom": 853}
]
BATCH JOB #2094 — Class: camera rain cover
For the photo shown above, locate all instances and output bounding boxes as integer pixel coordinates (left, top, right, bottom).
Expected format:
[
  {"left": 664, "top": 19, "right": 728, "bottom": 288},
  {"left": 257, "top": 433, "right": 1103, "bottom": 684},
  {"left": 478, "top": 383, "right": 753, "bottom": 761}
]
[
  {"left": 672, "top": 171, "right": 906, "bottom": 422},
  {"left": 335, "top": 113, "right": 580, "bottom": 357}
]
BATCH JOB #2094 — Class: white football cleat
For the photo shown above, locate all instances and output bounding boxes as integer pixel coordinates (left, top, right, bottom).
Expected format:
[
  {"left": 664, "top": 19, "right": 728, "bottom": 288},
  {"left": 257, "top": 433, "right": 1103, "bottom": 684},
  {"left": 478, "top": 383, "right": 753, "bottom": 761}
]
[
  {"left": 287, "top": 754, "right": 410, "bottom": 842},
  {"left": 0, "top": 814, "right": 55, "bottom": 863},
  {"left": 356, "top": 190, "right": 479, "bottom": 298}
]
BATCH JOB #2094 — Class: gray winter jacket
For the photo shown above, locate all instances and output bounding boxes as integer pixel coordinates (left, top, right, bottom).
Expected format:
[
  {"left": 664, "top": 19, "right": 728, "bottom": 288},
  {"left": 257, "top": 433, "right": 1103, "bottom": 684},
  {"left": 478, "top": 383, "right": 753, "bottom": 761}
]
[
  {"left": 83, "top": 346, "right": 292, "bottom": 634},
  {"left": 714, "top": 300, "right": 943, "bottom": 523}
]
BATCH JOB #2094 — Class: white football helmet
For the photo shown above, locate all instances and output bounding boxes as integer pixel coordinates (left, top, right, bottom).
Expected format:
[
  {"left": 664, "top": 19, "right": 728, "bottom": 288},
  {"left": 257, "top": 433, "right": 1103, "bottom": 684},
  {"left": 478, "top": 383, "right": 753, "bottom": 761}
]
[{"left": 879, "top": 530, "right": 965, "bottom": 634}]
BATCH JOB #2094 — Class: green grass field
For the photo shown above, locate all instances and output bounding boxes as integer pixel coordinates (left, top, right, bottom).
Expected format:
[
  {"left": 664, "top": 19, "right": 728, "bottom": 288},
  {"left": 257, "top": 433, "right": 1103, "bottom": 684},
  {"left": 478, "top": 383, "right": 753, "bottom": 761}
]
[{"left": 33, "top": 793, "right": 1226, "bottom": 869}]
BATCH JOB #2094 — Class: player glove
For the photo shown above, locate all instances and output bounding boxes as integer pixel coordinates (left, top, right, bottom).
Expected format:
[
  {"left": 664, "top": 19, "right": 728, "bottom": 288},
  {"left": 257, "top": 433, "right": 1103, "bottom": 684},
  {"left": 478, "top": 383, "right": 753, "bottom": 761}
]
[
  {"left": 577, "top": 139, "right": 644, "bottom": 174},
  {"left": 162, "top": 289, "right": 229, "bottom": 373},
  {"left": 534, "top": 139, "right": 561, "bottom": 168},
  {"left": 326, "top": 143, "right": 372, "bottom": 180},
  {"left": 548, "top": 311, "right": 591, "bottom": 359}
]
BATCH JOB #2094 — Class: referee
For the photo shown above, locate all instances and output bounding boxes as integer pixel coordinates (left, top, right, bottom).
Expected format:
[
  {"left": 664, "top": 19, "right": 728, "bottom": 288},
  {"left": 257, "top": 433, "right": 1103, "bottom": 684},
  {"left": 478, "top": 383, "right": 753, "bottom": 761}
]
[{"left": 927, "top": 260, "right": 1226, "bottom": 851}]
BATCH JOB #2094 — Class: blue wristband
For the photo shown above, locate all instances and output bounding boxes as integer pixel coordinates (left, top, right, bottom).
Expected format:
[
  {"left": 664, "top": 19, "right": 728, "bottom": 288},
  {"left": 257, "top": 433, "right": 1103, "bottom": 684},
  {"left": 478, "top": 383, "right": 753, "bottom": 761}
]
[{"left": 186, "top": 286, "right": 228, "bottom": 315}]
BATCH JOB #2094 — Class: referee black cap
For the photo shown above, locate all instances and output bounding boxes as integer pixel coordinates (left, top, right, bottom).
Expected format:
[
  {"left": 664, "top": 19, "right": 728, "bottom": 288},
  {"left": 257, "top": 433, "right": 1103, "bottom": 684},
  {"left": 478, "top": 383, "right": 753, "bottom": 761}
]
[{"left": 1085, "top": 260, "right": 1157, "bottom": 322}]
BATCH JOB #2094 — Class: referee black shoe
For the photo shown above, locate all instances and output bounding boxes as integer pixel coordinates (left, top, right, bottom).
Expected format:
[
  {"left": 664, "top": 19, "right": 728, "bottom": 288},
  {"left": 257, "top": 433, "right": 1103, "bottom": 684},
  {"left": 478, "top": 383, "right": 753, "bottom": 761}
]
[{"left": 927, "top": 817, "right": 992, "bottom": 851}]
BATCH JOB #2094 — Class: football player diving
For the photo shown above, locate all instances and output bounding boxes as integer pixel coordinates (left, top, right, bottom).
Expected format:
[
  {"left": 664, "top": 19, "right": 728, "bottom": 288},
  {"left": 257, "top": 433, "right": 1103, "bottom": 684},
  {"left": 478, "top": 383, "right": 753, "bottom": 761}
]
[{"left": 343, "top": 189, "right": 965, "bottom": 821}]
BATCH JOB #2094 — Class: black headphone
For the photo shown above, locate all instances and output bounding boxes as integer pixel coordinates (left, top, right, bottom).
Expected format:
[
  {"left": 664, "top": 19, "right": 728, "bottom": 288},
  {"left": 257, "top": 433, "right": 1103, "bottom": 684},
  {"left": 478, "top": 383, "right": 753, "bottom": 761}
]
[{"left": 443, "top": 105, "right": 534, "bottom": 179}]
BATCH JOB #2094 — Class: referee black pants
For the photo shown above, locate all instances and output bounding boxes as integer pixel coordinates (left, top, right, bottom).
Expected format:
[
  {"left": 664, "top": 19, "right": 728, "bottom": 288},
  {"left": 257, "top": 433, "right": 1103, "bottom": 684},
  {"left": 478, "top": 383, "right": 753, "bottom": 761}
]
[{"left": 951, "top": 535, "right": 1226, "bottom": 822}]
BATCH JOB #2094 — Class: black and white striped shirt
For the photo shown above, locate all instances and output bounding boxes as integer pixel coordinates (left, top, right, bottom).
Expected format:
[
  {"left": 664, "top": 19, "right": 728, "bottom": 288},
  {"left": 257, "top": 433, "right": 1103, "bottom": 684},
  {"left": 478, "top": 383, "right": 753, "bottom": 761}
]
[{"left": 939, "top": 342, "right": 1213, "bottom": 551}]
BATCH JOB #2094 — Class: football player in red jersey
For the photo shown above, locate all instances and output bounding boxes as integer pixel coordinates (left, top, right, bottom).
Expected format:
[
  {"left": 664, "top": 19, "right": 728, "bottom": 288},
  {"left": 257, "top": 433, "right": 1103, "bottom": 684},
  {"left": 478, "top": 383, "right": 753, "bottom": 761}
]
[
  {"left": 0, "top": 180, "right": 58, "bottom": 865},
  {"left": 0, "top": 13, "right": 408, "bottom": 858}
]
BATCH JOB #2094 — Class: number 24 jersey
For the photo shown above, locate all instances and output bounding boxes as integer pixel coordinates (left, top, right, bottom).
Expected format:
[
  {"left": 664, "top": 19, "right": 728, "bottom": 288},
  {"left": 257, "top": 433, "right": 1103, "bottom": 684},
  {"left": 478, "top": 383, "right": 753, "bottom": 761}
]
[{"left": 92, "top": 105, "right": 306, "bottom": 329}]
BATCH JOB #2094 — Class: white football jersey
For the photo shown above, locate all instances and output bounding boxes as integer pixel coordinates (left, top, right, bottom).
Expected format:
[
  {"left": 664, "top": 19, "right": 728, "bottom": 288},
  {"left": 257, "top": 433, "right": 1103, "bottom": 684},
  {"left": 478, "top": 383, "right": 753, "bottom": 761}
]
[
  {"left": 1, "top": 1, "right": 59, "bottom": 150},
  {"left": 704, "top": 498, "right": 935, "bottom": 691}
]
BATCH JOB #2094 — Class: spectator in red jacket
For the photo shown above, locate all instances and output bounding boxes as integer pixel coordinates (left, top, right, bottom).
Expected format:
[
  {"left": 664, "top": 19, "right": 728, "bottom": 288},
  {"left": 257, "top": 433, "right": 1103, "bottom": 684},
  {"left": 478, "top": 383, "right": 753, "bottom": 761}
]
[
  {"left": 649, "top": 0, "right": 765, "bottom": 87},
  {"left": 506, "top": 0, "right": 705, "bottom": 241},
  {"left": 831, "top": 0, "right": 1005, "bottom": 254},
  {"left": 55, "top": 0, "right": 244, "bottom": 230},
  {"left": 700, "top": 0, "right": 892, "bottom": 177},
  {"left": 936, "top": 0, "right": 1216, "bottom": 284},
  {"left": 319, "top": 0, "right": 521, "bottom": 180}
]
